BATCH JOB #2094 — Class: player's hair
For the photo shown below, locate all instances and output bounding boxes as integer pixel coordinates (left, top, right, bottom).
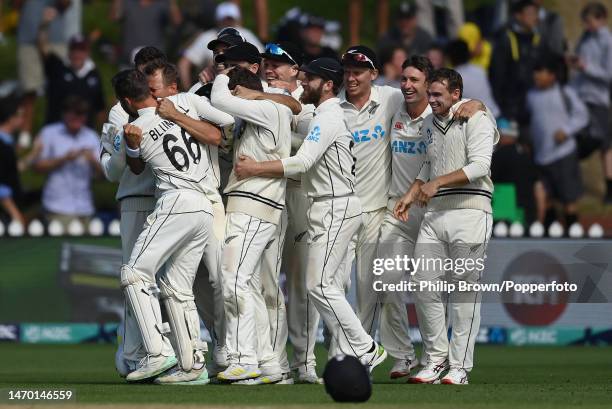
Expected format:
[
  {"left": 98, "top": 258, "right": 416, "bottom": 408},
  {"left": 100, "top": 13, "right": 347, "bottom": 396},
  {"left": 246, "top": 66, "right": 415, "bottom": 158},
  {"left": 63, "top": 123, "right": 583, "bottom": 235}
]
[
  {"left": 112, "top": 69, "right": 150, "bottom": 102},
  {"left": 581, "top": 2, "right": 608, "bottom": 20},
  {"left": 133, "top": 46, "right": 166, "bottom": 68},
  {"left": 445, "top": 39, "right": 471, "bottom": 67},
  {"left": 430, "top": 68, "right": 463, "bottom": 99},
  {"left": 142, "top": 60, "right": 180, "bottom": 87},
  {"left": 0, "top": 93, "right": 21, "bottom": 124},
  {"left": 401, "top": 55, "right": 434, "bottom": 81},
  {"left": 62, "top": 95, "right": 90, "bottom": 115},
  {"left": 227, "top": 67, "right": 264, "bottom": 92}
]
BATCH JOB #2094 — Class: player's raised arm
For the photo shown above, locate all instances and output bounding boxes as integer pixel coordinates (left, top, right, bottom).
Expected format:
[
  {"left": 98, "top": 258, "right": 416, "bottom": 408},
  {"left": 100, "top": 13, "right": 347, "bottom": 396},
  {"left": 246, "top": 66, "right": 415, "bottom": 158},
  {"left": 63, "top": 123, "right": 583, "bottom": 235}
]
[
  {"left": 156, "top": 97, "right": 222, "bottom": 146},
  {"left": 211, "top": 71, "right": 283, "bottom": 129}
]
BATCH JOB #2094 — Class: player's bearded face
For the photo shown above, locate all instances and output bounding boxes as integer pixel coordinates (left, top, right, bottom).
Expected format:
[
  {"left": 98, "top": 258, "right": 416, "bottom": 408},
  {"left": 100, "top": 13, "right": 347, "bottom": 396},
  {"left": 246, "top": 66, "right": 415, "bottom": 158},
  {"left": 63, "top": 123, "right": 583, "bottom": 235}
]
[{"left": 300, "top": 76, "right": 324, "bottom": 105}]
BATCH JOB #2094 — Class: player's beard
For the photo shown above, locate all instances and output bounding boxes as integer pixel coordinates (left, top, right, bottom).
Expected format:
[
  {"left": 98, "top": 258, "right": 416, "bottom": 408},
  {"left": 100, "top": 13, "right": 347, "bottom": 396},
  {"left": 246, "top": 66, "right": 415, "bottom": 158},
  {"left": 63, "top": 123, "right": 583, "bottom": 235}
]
[{"left": 300, "top": 82, "right": 324, "bottom": 105}]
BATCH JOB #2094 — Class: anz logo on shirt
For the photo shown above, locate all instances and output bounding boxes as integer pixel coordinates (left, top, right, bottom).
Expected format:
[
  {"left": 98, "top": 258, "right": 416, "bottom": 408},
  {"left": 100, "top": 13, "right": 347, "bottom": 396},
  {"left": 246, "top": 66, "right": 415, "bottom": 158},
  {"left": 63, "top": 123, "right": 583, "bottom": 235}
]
[
  {"left": 351, "top": 124, "right": 386, "bottom": 144},
  {"left": 392, "top": 139, "right": 427, "bottom": 155},
  {"left": 306, "top": 125, "right": 321, "bottom": 142}
]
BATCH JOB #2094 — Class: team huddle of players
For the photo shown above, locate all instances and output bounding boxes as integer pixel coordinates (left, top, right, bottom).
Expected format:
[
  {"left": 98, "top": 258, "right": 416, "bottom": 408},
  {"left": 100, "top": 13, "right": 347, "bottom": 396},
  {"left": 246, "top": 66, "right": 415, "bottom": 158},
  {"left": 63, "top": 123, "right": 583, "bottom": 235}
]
[{"left": 101, "top": 27, "right": 498, "bottom": 386}]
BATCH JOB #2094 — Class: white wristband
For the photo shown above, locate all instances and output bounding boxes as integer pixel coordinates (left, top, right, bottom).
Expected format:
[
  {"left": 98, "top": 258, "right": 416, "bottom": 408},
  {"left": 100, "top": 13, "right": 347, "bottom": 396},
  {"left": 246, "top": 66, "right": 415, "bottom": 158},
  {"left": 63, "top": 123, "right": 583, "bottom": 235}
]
[{"left": 125, "top": 145, "right": 141, "bottom": 158}]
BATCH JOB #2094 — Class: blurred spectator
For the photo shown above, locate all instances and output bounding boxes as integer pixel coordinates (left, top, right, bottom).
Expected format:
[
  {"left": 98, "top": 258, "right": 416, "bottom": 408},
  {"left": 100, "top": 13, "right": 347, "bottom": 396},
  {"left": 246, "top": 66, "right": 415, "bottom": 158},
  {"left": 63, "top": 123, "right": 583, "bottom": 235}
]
[
  {"left": 534, "top": 0, "right": 565, "bottom": 56},
  {"left": 426, "top": 43, "right": 445, "bottom": 70},
  {"left": 458, "top": 22, "right": 492, "bottom": 70},
  {"left": 527, "top": 54, "right": 588, "bottom": 226},
  {"left": 37, "top": 7, "right": 104, "bottom": 128},
  {"left": 233, "top": 0, "right": 269, "bottom": 42},
  {"left": 569, "top": 2, "right": 612, "bottom": 203},
  {"left": 110, "top": 0, "right": 182, "bottom": 67},
  {"left": 33, "top": 96, "right": 101, "bottom": 229},
  {"left": 374, "top": 44, "right": 407, "bottom": 88},
  {"left": 490, "top": 0, "right": 545, "bottom": 134},
  {"left": 0, "top": 93, "right": 26, "bottom": 225},
  {"left": 446, "top": 39, "right": 499, "bottom": 117},
  {"left": 378, "top": 2, "right": 432, "bottom": 58},
  {"left": 16, "top": 0, "right": 75, "bottom": 149},
  {"left": 415, "top": 0, "right": 464, "bottom": 40},
  {"left": 178, "top": 2, "right": 262, "bottom": 90},
  {"left": 299, "top": 15, "right": 338, "bottom": 64}
]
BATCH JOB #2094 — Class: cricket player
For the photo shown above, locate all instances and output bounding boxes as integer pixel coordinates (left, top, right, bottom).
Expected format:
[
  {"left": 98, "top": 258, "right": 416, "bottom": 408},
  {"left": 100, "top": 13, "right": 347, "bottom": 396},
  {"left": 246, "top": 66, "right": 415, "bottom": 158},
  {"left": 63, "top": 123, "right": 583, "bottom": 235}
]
[
  {"left": 100, "top": 46, "right": 172, "bottom": 377},
  {"left": 112, "top": 68, "right": 231, "bottom": 384},
  {"left": 395, "top": 68, "right": 498, "bottom": 385},
  {"left": 377, "top": 55, "right": 433, "bottom": 379},
  {"left": 260, "top": 41, "right": 318, "bottom": 383},
  {"left": 210, "top": 66, "right": 293, "bottom": 383},
  {"left": 141, "top": 59, "right": 236, "bottom": 379},
  {"left": 234, "top": 57, "right": 387, "bottom": 373},
  {"left": 379, "top": 56, "right": 488, "bottom": 378},
  {"left": 336, "top": 45, "right": 409, "bottom": 365}
]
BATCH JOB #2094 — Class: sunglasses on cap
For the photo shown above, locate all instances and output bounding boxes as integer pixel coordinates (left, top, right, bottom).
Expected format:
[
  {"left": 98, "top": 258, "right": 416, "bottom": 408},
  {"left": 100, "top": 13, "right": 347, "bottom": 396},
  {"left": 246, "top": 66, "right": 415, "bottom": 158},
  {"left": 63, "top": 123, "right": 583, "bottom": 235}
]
[
  {"left": 264, "top": 43, "right": 297, "bottom": 66},
  {"left": 217, "top": 27, "right": 245, "bottom": 41},
  {"left": 341, "top": 50, "right": 375, "bottom": 68}
]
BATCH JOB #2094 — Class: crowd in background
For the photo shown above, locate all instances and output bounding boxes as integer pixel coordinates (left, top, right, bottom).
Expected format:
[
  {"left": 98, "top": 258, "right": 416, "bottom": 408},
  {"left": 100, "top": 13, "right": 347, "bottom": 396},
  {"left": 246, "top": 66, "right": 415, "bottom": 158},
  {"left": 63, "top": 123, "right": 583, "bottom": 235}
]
[{"left": 1, "top": 0, "right": 612, "bottom": 232}]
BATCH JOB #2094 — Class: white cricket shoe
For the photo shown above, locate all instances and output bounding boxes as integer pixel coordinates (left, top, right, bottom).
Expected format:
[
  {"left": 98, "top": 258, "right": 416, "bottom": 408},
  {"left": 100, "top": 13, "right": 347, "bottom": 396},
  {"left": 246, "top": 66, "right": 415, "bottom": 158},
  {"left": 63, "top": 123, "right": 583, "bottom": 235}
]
[
  {"left": 441, "top": 367, "right": 469, "bottom": 385},
  {"left": 389, "top": 357, "right": 419, "bottom": 379},
  {"left": 360, "top": 342, "right": 388, "bottom": 373},
  {"left": 154, "top": 360, "right": 209, "bottom": 385},
  {"left": 217, "top": 363, "right": 261, "bottom": 382},
  {"left": 296, "top": 368, "right": 323, "bottom": 384},
  {"left": 126, "top": 355, "right": 177, "bottom": 382},
  {"left": 232, "top": 372, "right": 283, "bottom": 385},
  {"left": 408, "top": 360, "right": 449, "bottom": 384},
  {"left": 213, "top": 344, "right": 229, "bottom": 368}
]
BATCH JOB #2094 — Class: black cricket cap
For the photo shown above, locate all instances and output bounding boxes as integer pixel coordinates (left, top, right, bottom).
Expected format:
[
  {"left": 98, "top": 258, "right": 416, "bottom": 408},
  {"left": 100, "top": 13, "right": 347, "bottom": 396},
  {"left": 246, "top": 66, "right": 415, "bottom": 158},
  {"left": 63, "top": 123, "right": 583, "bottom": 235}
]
[
  {"left": 261, "top": 41, "right": 303, "bottom": 66},
  {"left": 299, "top": 57, "right": 343, "bottom": 86},
  {"left": 342, "top": 45, "right": 378, "bottom": 69},
  {"left": 207, "top": 27, "right": 246, "bottom": 50},
  {"left": 323, "top": 355, "right": 372, "bottom": 403},
  {"left": 215, "top": 42, "right": 261, "bottom": 64},
  {"left": 302, "top": 14, "right": 326, "bottom": 29},
  {"left": 398, "top": 1, "right": 418, "bottom": 19}
]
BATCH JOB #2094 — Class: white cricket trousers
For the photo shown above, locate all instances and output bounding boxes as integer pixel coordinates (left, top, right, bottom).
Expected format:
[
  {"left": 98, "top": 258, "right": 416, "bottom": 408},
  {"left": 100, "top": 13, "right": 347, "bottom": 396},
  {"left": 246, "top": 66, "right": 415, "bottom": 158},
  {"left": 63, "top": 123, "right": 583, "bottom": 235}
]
[
  {"left": 117, "top": 196, "right": 157, "bottom": 366},
  {"left": 284, "top": 186, "right": 319, "bottom": 372},
  {"left": 193, "top": 201, "right": 226, "bottom": 361},
  {"left": 258, "top": 210, "right": 289, "bottom": 373},
  {"left": 221, "top": 212, "right": 278, "bottom": 367},
  {"left": 344, "top": 207, "right": 385, "bottom": 337},
  {"left": 374, "top": 200, "right": 425, "bottom": 360},
  {"left": 306, "top": 196, "right": 374, "bottom": 359},
  {"left": 124, "top": 191, "right": 214, "bottom": 358},
  {"left": 412, "top": 208, "right": 492, "bottom": 371}
]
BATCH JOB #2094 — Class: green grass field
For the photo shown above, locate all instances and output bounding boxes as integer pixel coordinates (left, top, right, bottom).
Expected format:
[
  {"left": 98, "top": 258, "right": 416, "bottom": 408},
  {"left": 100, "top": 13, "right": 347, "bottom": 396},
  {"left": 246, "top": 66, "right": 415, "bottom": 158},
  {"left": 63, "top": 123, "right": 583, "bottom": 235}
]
[{"left": 0, "top": 344, "right": 610, "bottom": 408}]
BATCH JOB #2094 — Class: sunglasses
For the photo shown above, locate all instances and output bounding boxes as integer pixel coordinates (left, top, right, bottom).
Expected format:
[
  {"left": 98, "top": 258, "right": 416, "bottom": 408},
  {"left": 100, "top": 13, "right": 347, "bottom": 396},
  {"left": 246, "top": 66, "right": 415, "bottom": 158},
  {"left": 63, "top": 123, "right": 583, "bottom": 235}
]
[
  {"left": 265, "top": 43, "right": 297, "bottom": 66},
  {"left": 341, "top": 50, "right": 375, "bottom": 68}
]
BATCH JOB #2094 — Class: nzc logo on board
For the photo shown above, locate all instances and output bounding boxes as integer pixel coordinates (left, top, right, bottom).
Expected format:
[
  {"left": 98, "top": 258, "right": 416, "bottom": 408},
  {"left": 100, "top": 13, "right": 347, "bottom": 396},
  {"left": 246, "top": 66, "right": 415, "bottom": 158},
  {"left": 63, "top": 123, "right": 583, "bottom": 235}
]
[{"left": 0, "top": 324, "right": 19, "bottom": 341}]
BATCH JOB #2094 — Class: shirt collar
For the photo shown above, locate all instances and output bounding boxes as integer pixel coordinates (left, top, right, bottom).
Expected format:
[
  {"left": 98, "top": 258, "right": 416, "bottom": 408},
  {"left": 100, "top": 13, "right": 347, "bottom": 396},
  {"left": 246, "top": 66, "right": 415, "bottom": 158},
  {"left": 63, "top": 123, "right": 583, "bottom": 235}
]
[
  {"left": 137, "top": 107, "right": 157, "bottom": 117},
  {"left": 401, "top": 103, "right": 431, "bottom": 121},
  {"left": 315, "top": 97, "right": 340, "bottom": 114},
  {"left": 0, "top": 130, "right": 13, "bottom": 145}
]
